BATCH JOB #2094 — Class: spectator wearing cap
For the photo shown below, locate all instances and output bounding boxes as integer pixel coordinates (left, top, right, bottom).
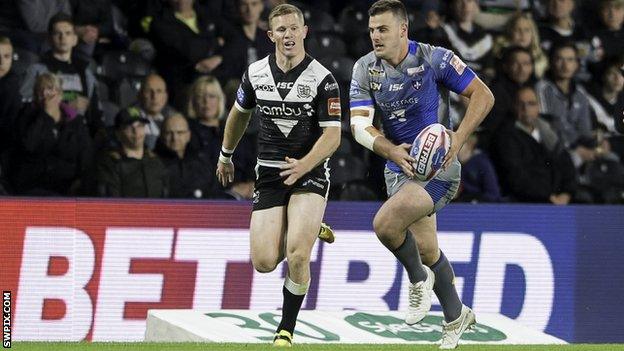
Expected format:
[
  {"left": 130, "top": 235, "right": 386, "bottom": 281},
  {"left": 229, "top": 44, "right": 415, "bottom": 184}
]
[
  {"left": 96, "top": 106, "right": 168, "bottom": 197},
  {"left": 133, "top": 73, "right": 178, "bottom": 150},
  {"left": 19, "top": 13, "right": 104, "bottom": 137},
  {"left": 155, "top": 113, "right": 230, "bottom": 199},
  {"left": 492, "top": 86, "right": 577, "bottom": 204},
  {"left": 12, "top": 72, "right": 94, "bottom": 196},
  {"left": 535, "top": 42, "right": 593, "bottom": 148}
]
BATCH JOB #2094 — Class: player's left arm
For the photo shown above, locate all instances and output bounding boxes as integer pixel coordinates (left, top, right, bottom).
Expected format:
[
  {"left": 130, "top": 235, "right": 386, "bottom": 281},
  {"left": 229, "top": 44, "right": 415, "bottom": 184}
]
[
  {"left": 280, "top": 75, "right": 342, "bottom": 185},
  {"left": 442, "top": 77, "right": 495, "bottom": 169}
]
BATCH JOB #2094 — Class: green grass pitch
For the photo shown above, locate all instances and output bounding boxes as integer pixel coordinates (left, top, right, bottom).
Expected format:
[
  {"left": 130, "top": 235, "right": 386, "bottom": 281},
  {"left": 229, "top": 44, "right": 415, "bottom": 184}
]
[{"left": 11, "top": 343, "right": 624, "bottom": 351}]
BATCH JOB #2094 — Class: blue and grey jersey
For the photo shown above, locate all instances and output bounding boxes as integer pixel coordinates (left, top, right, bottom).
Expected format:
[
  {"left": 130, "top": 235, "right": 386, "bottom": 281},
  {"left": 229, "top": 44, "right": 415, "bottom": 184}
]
[{"left": 350, "top": 41, "right": 476, "bottom": 172}]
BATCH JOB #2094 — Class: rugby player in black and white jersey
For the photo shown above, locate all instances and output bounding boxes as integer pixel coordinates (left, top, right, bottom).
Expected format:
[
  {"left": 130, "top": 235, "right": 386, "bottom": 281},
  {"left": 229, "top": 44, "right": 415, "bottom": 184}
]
[{"left": 216, "top": 3, "right": 341, "bottom": 347}]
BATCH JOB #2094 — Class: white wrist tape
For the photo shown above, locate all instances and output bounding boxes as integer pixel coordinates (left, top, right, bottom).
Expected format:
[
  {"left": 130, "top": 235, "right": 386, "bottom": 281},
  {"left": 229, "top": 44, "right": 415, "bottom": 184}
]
[
  {"left": 351, "top": 115, "right": 378, "bottom": 151},
  {"left": 219, "top": 146, "right": 234, "bottom": 164}
]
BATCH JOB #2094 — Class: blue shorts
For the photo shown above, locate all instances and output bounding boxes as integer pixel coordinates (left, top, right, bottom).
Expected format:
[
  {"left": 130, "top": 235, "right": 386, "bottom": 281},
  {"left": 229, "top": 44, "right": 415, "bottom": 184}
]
[{"left": 384, "top": 158, "right": 461, "bottom": 214}]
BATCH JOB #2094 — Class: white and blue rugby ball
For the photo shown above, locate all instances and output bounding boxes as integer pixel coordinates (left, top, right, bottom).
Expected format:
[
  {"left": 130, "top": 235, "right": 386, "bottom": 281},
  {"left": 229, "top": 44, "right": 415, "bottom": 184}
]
[{"left": 410, "top": 123, "right": 451, "bottom": 181}]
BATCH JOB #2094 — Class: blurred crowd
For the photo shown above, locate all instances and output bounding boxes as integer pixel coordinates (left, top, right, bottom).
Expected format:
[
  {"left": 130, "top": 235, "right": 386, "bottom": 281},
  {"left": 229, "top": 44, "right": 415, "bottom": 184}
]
[{"left": 0, "top": 0, "right": 622, "bottom": 204}]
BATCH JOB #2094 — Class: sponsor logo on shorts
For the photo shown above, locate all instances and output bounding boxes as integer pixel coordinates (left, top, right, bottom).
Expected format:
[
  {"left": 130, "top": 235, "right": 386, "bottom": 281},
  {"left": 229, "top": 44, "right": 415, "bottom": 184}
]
[{"left": 302, "top": 179, "right": 325, "bottom": 189}]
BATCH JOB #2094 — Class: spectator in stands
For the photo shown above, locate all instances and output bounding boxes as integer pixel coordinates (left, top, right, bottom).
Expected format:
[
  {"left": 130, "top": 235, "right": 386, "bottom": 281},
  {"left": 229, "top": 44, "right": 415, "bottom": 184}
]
[
  {"left": 493, "top": 86, "right": 576, "bottom": 204},
  {"left": 0, "top": 37, "right": 22, "bottom": 153},
  {"left": 12, "top": 72, "right": 94, "bottom": 196},
  {"left": 220, "top": 0, "right": 273, "bottom": 83},
  {"left": 591, "top": 0, "right": 624, "bottom": 66},
  {"left": 481, "top": 46, "right": 536, "bottom": 150},
  {"left": 441, "top": 0, "right": 493, "bottom": 77},
  {"left": 535, "top": 42, "right": 592, "bottom": 148},
  {"left": 0, "top": 0, "right": 71, "bottom": 54},
  {"left": 456, "top": 133, "right": 502, "bottom": 203},
  {"left": 20, "top": 13, "right": 104, "bottom": 136},
  {"left": 156, "top": 113, "right": 229, "bottom": 198},
  {"left": 186, "top": 75, "right": 256, "bottom": 199},
  {"left": 587, "top": 59, "right": 624, "bottom": 133},
  {"left": 149, "top": 0, "right": 224, "bottom": 103},
  {"left": 492, "top": 12, "right": 548, "bottom": 78},
  {"left": 69, "top": 0, "right": 115, "bottom": 58},
  {"left": 135, "top": 73, "right": 178, "bottom": 150},
  {"left": 96, "top": 106, "right": 168, "bottom": 197}
]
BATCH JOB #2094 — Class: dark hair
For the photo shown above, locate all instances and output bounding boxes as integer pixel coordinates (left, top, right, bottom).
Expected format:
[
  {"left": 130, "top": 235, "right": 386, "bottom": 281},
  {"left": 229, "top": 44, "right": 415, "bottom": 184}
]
[
  {"left": 548, "top": 41, "right": 578, "bottom": 63},
  {"left": 368, "top": 0, "right": 408, "bottom": 23},
  {"left": 47, "top": 12, "right": 74, "bottom": 34},
  {"left": 502, "top": 46, "right": 534, "bottom": 65},
  {"left": 0, "top": 36, "right": 11, "bottom": 46}
]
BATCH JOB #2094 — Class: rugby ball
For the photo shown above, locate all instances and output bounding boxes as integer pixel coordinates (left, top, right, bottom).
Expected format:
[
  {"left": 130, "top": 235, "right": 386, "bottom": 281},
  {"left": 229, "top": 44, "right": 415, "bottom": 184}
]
[{"left": 410, "top": 123, "right": 451, "bottom": 181}]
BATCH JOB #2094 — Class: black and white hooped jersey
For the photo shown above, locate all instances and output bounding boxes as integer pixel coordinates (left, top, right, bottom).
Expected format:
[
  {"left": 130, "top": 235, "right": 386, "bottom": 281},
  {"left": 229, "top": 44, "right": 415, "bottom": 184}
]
[{"left": 234, "top": 54, "right": 342, "bottom": 167}]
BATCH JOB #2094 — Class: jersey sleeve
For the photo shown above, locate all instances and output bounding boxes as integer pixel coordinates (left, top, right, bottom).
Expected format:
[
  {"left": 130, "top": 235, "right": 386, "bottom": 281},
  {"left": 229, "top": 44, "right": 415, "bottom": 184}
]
[
  {"left": 431, "top": 47, "right": 476, "bottom": 95},
  {"left": 234, "top": 68, "right": 256, "bottom": 112},
  {"left": 316, "top": 73, "right": 342, "bottom": 128},
  {"left": 349, "top": 58, "right": 374, "bottom": 110}
]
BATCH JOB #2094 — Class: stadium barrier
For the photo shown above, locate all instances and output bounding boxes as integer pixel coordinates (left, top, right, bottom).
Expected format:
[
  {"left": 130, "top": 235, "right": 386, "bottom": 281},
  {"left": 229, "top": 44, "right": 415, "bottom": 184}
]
[{"left": 0, "top": 199, "right": 622, "bottom": 343}]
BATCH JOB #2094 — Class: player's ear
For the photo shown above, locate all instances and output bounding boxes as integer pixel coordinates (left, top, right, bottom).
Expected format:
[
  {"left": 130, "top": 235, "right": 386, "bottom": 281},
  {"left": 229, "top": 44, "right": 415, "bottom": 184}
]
[
  {"left": 267, "top": 30, "right": 275, "bottom": 43},
  {"left": 400, "top": 22, "right": 408, "bottom": 38},
  {"left": 303, "top": 25, "right": 308, "bottom": 39}
]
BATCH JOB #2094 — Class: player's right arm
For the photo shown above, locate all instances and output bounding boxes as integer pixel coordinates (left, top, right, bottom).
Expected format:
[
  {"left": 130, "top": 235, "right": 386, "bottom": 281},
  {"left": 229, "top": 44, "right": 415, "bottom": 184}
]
[
  {"left": 349, "top": 59, "right": 416, "bottom": 178},
  {"left": 216, "top": 69, "right": 256, "bottom": 187}
]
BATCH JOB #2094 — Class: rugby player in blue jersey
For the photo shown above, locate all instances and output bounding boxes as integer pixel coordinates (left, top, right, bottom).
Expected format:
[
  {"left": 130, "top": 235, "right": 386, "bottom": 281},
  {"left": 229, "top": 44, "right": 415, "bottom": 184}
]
[{"left": 349, "top": 0, "right": 494, "bottom": 348}]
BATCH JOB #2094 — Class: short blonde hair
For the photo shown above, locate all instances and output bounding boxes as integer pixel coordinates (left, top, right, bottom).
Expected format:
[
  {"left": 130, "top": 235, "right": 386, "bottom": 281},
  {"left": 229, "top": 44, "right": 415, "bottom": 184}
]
[
  {"left": 34, "top": 72, "right": 62, "bottom": 104},
  {"left": 187, "top": 75, "right": 225, "bottom": 120},
  {"left": 268, "top": 4, "right": 305, "bottom": 30}
]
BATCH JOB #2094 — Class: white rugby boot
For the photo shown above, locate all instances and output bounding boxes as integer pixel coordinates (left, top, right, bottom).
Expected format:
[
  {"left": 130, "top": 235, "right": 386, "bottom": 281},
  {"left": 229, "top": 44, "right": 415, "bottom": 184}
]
[
  {"left": 439, "top": 305, "right": 476, "bottom": 349},
  {"left": 405, "top": 265, "right": 435, "bottom": 325}
]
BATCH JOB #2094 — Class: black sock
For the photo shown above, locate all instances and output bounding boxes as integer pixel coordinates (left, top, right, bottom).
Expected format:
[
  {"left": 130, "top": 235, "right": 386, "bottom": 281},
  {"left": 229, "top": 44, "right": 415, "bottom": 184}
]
[
  {"left": 392, "top": 231, "right": 427, "bottom": 283},
  {"left": 277, "top": 277, "right": 307, "bottom": 334},
  {"left": 431, "top": 250, "right": 462, "bottom": 322}
]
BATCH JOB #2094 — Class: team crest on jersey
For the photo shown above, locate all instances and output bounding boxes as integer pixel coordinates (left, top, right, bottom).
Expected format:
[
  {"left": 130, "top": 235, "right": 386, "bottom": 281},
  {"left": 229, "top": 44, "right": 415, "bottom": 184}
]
[
  {"left": 412, "top": 79, "right": 423, "bottom": 90},
  {"left": 297, "top": 84, "right": 312, "bottom": 98},
  {"left": 368, "top": 67, "right": 385, "bottom": 77},
  {"left": 370, "top": 81, "right": 381, "bottom": 91}
]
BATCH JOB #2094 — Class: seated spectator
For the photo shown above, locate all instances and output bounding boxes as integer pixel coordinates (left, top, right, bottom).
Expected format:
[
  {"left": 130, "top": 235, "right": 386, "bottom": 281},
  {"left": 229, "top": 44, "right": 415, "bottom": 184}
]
[
  {"left": 456, "top": 133, "right": 502, "bottom": 203},
  {"left": 492, "top": 12, "right": 548, "bottom": 78},
  {"left": 186, "top": 75, "right": 256, "bottom": 199},
  {"left": 69, "top": 0, "right": 115, "bottom": 58},
  {"left": 0, "top": 37, "right": 22, "bottom": 153},
  {"left": 535, "top": 42, "right": 592, "bottom": 148},
  {"left": 441, "top": 0, "right": 493, "bottom": 77},
  {"left": 134, "top": 73, "right": 178, "bottom": 150},
  {"left": 150, "top": 0, "right": 224, "bottom": 103},
  {"left": 0, "top": 0, "right": 71, "bottom": 54},
  {"left": 220, "top": 0, "right": 272, "bottom": 83},
  {"left": 481, "top": 46, "right": 536, "bottom": 150},
  {"left": 155, "top": 114, "right": 230, "bottom": 198},
  {"left": 20, "top": 13, "right": 103, "bottom": 136},
  {"left": 493, "top": 86, "right": 576, "bottom": 204},
  {"left": 96, "top": 107, "right": 168, "bottom": 197},
  {"left": 590, "top": 0, "right": 624, "bottom": 66},
  {"left": 587, "top": 59, "right": 624, "bottom": 133},
  {"left": 12, "top": 72, "right": 93, "bottom": 196},
  {"left": 411, "top": 5, "right": 452, "bottom": 49}
]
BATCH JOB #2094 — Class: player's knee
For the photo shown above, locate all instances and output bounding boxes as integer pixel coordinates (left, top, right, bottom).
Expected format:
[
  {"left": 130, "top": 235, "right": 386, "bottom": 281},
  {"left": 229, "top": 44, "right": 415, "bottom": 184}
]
[
  {"left": 373, "top": 213, "right": 396, "bottom": 241},
  {"left": 251, "top": 257, "right": 279, "bottom": 273},
  {"left": 286, "top": 249, "right": 310, "bottom": 268}
]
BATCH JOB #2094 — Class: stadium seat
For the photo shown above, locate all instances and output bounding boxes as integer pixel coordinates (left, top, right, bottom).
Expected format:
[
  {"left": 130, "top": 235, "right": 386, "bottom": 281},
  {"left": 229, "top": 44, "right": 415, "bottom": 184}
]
[
  {"left": 348, "top": 34, "right": 373, "bottom": 60},
  {"left": 339, "top": 6, "right": 369, "bottom": 37},
  {"left": 338, "top": 180, "right": 380, "bottom": 201},
  {"left": 102, "top": 100, "right": 120, "bottom": 127},
  {"left": 97, "top": 79, "right": 110, "bottom": 102},
  {"left": 329, "top": 153, "right": 367, "bottom": 188},
  {"left": 300, "top": 7, "right": 336, "bottom": 33},
  {"left": 97, "top": 51, "right": 151, "bottom": 82},
  {"left": 11, "top": 47, "right": 39, "bottom": 77},
  {"left": 318, "top": 55, "right": 355, "bottom": 84},
  {"left": 309, "top": 32, "right": 347, "bottom": 58},
  {"left": 114, "top": 78, "right": 141, "bottom": 108}
]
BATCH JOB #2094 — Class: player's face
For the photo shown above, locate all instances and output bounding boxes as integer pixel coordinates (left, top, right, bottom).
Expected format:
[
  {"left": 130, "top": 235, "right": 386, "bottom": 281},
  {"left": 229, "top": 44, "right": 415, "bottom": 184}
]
[
  {"left": 0, "top": 43, "right": 12, "bottom": 79},
  {"left": 552, "top": 47, "right": 578, "bottom": 80},
  {"left": 369, "top": 12, "right": 406, "bottom": 61},
  {"left": 508, "top": 52, "right": 533, "bottom": 84},
  {"left": 515, "top": 89, "right": 540, "bottom": 126},
  {"left": 268, "top": 13, "right": 307, "bottom": 59}
]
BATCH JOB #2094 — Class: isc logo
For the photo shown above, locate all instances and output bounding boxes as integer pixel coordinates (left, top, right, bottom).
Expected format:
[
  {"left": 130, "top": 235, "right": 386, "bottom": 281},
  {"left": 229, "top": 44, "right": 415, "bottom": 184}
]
[
  {"left": 277, "top": 82, "right": 294, "bottom": 89},
  {"left": 389, "top": 83, "right": 404, "bottom": 91}
]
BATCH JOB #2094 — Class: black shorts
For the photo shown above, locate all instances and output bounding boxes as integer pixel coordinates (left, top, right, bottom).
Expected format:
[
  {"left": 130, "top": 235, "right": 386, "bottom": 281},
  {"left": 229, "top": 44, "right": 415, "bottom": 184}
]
[{"left": 252, "top": 164, "right": 330, "bottom": 211}]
